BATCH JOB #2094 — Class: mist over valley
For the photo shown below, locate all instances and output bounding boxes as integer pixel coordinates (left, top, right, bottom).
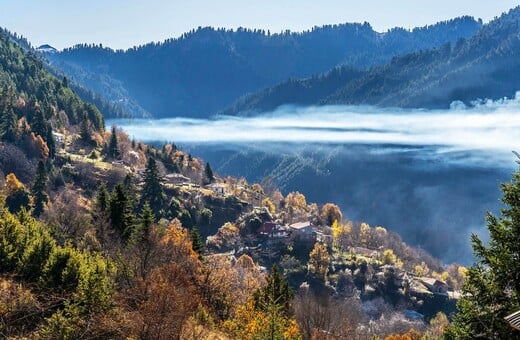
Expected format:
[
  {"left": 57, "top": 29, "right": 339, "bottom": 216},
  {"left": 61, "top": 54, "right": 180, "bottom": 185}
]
[{"left": 109, "top": 98, "right": 520, "bottom": 264}]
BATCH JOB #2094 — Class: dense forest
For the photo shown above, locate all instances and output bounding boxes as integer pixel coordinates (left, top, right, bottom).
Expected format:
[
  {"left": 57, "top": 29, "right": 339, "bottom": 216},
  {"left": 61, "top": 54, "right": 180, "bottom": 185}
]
[
  {"left": 43, "top": 16, "right": 481, "bottom": 118},
  {"left": 224, "top": 6, "right": 520, "bottom": 114}
]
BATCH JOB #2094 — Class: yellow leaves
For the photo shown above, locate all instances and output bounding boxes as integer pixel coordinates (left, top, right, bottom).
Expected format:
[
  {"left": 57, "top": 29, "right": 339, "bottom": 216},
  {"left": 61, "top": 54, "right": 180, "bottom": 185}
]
[
  {"left": 375, "top": 226, "right": 387, "bottom": 235},
  {"left": 332, "top": 220, "right": 352, "bottom": 252},
  {"left": 283, "top": 319, "right": 301, "bottom": 339},
  {"left": 360, "top": 222, "right": 371, "bottom": 246},
  {"left": 285, "top": 192, "right": 307, "bottom": 210},
  {"left": 414, "top": 262, "right": 430, "bottom": 277},
  {"left": 332, "top": 220, "right": 351, "bottom": 238},
  {"left": 261, "top": 197, "right": 276, "bottom": 214},
  {"left": 382, "top": 249, "right": 397, "bottom": 265},
  {"left": 4, "top": 173, "right": 24, "bottom": 194},
  {"left": 458, "top": 266, "right": 468, "bottom": 279},
  {"left": 331, "top": 220, "right": 340, "bottom": 238},
  {"left": 222, "top": 300, "right": 301, "bottom": 340},
  {"left": 309, "top": 242, "right": 330, "bottom": 279}
]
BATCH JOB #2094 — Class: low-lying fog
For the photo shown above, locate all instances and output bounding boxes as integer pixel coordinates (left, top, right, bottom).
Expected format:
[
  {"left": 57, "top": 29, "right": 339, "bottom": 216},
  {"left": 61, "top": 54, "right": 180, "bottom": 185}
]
[{"left": 108, "top": 95, "right": 520, "bottom": 265}]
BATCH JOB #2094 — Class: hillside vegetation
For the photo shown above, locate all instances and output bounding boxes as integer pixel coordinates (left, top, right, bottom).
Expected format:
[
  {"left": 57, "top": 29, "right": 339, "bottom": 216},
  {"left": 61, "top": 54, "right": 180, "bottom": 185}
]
[
  {"left": 224, "top": 7, "right": 520, "bottom": 114},
  {"left": 45, "top": 17, "right": 480, "bottom": 118},
  {"left": 0, "top": 15, "right": 518, "bottom": 339}
]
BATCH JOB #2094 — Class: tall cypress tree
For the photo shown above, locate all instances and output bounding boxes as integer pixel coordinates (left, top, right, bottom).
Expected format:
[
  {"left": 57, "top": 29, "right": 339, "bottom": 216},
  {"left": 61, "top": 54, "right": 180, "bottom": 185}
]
[
  {"left": 108, "top": 125, "right": 120, "bottom": 159},
  {"left": 446, "top": 169, "right": 520, "bottom": 339},
  {"left": 45, "top": 128, "right": 55, "bottom": 159},
  {"left": 32, "top": 160, "right": 48, "bottom": 217},
  {"left": 204, "top": 162, "right": 214, "bottom": 184},
  {"left": 140, "top": 157, "right": 165, "bottom": 218}
]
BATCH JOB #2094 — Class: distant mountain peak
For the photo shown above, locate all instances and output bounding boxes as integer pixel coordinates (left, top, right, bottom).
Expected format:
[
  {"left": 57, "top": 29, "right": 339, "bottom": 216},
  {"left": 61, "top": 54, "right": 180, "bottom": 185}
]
[{"left": 36, "top": 44, "right": 57, "bottom": 53}]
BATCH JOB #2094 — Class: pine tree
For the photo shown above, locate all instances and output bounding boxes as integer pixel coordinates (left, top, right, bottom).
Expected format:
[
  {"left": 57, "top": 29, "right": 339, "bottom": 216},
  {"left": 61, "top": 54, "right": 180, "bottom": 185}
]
[
  {"left": 1, "top": 108, "right": 17, "bottom": 142},
  {"left": 0, "top": 86, "right": 17, "bottom": 143},
  {"left": 253, "top": 264, "right": 294, "bottom": 317},
  {"left": 95, "top": 183, "right": 110, "bottom": 213},
  {"left": 205, "top": 162, "right": 214, "bottom": 184},
  {"left": 141, "top": 157, "right": 165, "bottom": 218},
  {"left": 123, "top": 173, "right": 138, "bottom": 213},
  {"left": 189, "top": 227, "right": 204, "bottom": 258},
  {"left": 446, "top": 169, "right": 520, "bottom": 339},
  {"left": 80, "top": 114, "right": 93, "bottom": 144},
  {"left": 137, "top": 202, "right": 154, "bottom": 242},
  {"left": 32, "top": 160, "right": 48, "bottom": 217},
  {"left": 108, "top": 125, "right": 120, "bottom": 159},
  {"left": 31, "top": 105, "right": 48, "bottom": 138},
  {"left": 109, "top": 184, "right": 134, "bottom": 239}
]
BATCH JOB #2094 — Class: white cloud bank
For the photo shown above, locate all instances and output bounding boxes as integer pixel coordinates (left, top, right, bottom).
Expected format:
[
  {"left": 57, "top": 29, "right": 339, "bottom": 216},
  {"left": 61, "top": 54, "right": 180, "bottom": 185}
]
[{"left": 107, "top": 94, "right": 520, "bottom": 154}]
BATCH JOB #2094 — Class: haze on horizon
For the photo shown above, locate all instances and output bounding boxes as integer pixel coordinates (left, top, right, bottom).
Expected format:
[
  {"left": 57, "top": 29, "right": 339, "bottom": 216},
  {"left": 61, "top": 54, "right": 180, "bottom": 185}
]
[
  {"left": 1, "top": 0, "right": 518, "bottom": 50},
  {"left": 108, "top": 94, "right": 520, "bottom": 168}
]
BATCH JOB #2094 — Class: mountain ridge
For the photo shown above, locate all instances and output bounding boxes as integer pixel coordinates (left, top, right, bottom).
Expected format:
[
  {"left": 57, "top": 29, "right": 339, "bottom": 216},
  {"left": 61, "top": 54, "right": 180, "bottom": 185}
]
[
  {"left": 222, "top": 6, "right": 520, "bottom": 114},
  {"left": 43, "top": 16, "right": 482, "bottom": 118}
]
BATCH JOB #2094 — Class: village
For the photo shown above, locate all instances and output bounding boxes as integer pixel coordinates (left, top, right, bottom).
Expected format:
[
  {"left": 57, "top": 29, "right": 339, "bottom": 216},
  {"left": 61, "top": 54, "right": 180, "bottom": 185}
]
[{"left": 51, "top": 128, "right": 462, "bottom": 323}]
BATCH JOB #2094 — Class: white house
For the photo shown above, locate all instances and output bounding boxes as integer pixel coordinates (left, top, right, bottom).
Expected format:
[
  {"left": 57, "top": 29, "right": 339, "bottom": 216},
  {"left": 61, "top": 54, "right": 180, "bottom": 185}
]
[
  {"left": 206, "top": 183, "right": 227, "bottom": 195},
  {"left": 165, "top": 173, "right": 191, "bottom": 185},
  {"left": 289, "top": 221, "right": 315, "bottom": 239}
]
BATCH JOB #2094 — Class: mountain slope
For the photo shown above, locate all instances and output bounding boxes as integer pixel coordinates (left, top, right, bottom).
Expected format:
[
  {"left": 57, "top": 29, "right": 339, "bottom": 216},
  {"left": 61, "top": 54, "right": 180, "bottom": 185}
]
[
  {"left": 224, "top": 7, "right": 520, "bottom": 113},
  {"left": 45, "top": 17, "right": 481, "bottom": 118}
]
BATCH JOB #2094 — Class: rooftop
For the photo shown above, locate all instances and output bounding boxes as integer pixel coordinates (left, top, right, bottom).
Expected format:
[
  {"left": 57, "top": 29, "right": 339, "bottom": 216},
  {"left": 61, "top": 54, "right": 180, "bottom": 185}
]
[{"left": 289, "top": 221, "right": 312, "bottom": 229}]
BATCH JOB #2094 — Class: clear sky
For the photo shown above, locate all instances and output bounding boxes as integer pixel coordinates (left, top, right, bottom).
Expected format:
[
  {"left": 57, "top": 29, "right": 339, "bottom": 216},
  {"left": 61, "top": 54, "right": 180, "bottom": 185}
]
[{"left": 1, "top": 0, "right": 518, "bottom": 50}]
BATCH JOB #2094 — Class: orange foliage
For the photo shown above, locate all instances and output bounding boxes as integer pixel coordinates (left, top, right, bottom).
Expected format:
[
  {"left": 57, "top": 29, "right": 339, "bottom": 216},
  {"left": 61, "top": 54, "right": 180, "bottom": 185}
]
[
  {"left": 320, "top": 203, "right": 342, "bottom": 226},
  {"left": 385, "top": 328, "right": 422, "bottom": 340}
]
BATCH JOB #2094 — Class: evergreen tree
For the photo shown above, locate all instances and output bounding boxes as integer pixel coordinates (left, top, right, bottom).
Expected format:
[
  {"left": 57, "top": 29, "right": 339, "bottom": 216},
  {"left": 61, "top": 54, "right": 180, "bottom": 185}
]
[
  {"left": 45, "top": 128, "right": 56, "bottom": 159},
  {"left": 123, "top": 174, "right": 137, "bottom": 207},
  {"left": 109, "top": 184, "right": 134, "bottom": 239},
  {"left": 0, "top": 86, "right": 17, "bottom": 143},
  {"left": 204, "top": 162, "right": 214, "bottom": 184},
  {"left": 108, "top": 125, "right": 120, "bottom": 159},
  {"left": 189, "top": 227, "right": 204, "bottom": 258},
  {"left": 253, "top": 264, "right": 294, "bottom": 317},
  {"left": 31, "top": 160, "right": 48, "bottom": 217},
  {"left": 1, "top": 107, "right": 17, "bottom": 142},
  {"left": 141, "top": 157, "right": 165, "bottom": 217},
  {"left": 31, "top": 105, "right": 48, "bottom": 138},
  {"left": 79, "top": 114, "right": 93, "bottom": 144},
  {"left": 131, "top": 203, "right": 154, "bottom": 245},
  {"left": 95, "top": 183, "right": 110, "bottom": 213},
  {"left": 446, "top": 169, "right": 520, "bottom": 339}
]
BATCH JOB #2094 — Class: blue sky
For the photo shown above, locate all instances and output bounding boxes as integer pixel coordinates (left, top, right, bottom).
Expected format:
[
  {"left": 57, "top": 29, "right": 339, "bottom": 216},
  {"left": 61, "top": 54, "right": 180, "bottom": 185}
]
[{"left": 1, "top": 0, "right": 518, "bottom": 50}]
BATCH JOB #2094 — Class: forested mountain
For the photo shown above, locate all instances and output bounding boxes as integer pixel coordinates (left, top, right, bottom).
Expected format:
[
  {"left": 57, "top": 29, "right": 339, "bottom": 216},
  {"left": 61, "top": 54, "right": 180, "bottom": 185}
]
[
  {"left": 44, "top": 16, "right": 481, "bottom": 118},
  {"left": 224, "top": 7, "right": 520, "bottom": 114},
  {"left": 0, "top": 24, "right": 468, "bottom": 338},
  {"left": 0, "top": 27, "right": 105, "bottom": 180}
]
